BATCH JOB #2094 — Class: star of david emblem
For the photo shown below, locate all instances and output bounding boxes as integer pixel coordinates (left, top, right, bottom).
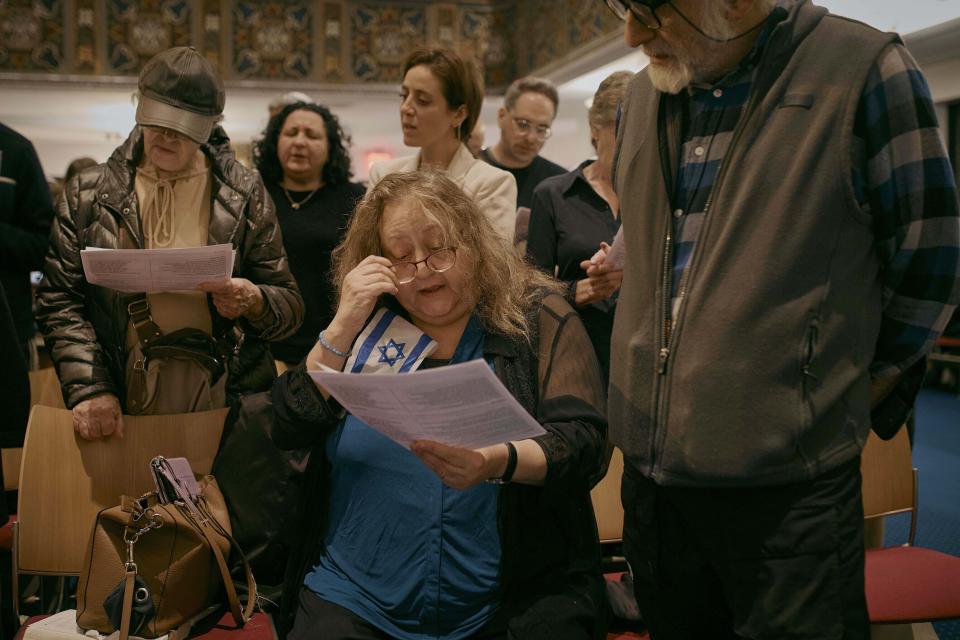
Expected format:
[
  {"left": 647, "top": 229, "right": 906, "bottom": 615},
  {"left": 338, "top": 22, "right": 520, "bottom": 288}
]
[{"left": 377, "top": 338, "right": 406, "bottom": 367}]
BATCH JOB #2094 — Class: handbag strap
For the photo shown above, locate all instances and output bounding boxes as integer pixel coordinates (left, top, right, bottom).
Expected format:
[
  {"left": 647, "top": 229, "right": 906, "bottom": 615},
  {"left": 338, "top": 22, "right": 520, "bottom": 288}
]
[
  {"left": 118, "top": 569, "right": 137, "bottom": 640},
  {"left": 126, "top": 293, "right": 164, "bottom": 348},
  {"left": 193, "top": 512, "right": 258, "bottom": 626},
  {"left": 117, "top": 500, "right": 258, "bottom": 636}
]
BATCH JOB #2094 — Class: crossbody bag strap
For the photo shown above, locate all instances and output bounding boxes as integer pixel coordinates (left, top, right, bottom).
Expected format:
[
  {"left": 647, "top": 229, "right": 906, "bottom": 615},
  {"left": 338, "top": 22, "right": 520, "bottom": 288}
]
[
  {"left": 125, "top": 292, "right": 163, "bottom": 348},
  {"left": 191, "top": 509, "right": 257, "bottom": 626}
]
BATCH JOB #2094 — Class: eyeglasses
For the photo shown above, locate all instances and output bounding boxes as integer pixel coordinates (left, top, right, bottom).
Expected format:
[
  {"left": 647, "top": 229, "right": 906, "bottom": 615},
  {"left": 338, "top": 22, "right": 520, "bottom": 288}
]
[
  {"left": 601, "top": 0, "right": 766, "bottom": 43},
  {"left": 510, "top": 115, "right": 552, "bottom": 141},
  {"left": 145, "top": 125, "right": 188, "bottom": 141},
  {"left": 389, "top": 247, "right": 457, "bottom": 284},
  {"left": 602, "top": 0, "right": 669, "bottom": 30}
]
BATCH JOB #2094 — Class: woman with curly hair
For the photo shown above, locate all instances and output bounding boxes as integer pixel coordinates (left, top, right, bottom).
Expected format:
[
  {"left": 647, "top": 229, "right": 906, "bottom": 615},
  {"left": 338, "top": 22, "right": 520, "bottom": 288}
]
[
  {"left": 273, "top": 170, "right": 609, "bottom": 640},
  {"left": 256, "top": 102, "right": 365, "bottom": 365}
]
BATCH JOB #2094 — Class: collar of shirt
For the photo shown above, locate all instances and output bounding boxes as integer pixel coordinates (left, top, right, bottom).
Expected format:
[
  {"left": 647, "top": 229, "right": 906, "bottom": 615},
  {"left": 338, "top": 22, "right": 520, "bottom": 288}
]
[{"left": 553, "top": 160, "right": 596, "bottom": 197}]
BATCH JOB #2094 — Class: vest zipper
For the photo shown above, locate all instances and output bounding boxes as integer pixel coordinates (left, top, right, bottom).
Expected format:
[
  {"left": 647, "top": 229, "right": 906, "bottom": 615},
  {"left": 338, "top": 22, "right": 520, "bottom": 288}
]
[{"left": 650, "top": 45, "right": 775, "bottom": 477}]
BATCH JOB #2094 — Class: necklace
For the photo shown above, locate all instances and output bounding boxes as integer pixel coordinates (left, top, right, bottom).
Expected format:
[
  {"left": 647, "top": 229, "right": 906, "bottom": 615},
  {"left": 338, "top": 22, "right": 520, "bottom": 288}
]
[{"left": 282, "top": 185, "right": 320, "bottom": 210}]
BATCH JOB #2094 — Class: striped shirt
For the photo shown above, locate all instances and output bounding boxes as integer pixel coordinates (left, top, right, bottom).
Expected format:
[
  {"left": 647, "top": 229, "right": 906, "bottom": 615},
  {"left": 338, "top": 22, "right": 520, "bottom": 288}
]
[{"left": 670, "top": 3, "right": 960, "bottom": 378}]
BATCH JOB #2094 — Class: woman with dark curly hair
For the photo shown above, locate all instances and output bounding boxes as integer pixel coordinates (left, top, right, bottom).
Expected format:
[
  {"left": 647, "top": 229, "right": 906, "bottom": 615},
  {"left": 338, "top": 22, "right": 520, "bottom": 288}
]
[{"left": 256, "top": 102, "right": 365, "bottom": 365}]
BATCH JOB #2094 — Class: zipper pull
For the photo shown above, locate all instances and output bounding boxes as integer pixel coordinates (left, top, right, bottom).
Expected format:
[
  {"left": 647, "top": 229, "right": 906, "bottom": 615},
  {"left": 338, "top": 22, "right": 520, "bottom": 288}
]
[{"left": 657, "top": 347, "right": 670, "bottom": 374}]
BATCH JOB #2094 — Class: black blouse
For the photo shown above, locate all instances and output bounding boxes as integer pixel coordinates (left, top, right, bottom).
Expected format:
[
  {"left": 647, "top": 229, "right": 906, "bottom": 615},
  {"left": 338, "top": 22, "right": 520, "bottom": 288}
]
[
  {"left": 267, "top": 181, "right": 365, "bottom": 364},
  {"left": 526, "top": 161, "right": 621, "bottom": 380}
]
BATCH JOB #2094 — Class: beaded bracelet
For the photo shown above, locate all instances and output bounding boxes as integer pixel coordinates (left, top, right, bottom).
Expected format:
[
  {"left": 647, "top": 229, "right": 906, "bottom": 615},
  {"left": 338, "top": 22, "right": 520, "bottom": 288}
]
[{"left": 318, "top": 330, "right": 352, "bottom": 358}]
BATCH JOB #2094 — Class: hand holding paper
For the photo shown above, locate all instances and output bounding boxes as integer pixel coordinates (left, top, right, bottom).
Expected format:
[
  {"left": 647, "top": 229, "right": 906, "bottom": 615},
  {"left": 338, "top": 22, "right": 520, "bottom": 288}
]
[
  {"left": 582, "top": 227, "right": 625, "bottom": 276},
  {"left": 411, "top": 440, "right": 504, "bottom": 490},
  {"left": 196, "top": 277, "right": 265, "bottom": 319},
  {"left": 80, "top": 244, "right": 235, "bottom": 293},
  {"left": 308, "top": 359, "right": 546, "bottom": 450}
]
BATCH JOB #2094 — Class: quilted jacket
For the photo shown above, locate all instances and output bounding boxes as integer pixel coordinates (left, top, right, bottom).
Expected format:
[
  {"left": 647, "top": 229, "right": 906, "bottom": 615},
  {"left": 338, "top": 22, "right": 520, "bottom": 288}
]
[{"left": 37, "top": 126, "right": 303, "bottom": 409}]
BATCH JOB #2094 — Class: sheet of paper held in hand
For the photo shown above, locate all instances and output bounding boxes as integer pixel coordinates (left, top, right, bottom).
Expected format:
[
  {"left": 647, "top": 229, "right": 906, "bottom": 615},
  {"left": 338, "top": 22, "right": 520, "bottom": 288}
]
[
  {"left": 309, "top": 359, "right": 546, "bottom": 449},
  {"left": 80, "top": 244, "right": 235, "bottom": 293},
  {"left": 605, "top": 227, "right": 625, "bottom": 271}
]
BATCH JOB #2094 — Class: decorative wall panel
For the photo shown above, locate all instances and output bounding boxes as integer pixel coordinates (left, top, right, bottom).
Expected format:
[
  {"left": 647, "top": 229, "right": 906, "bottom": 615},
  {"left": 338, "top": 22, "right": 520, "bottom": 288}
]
[
  {"left": 202, "top": 0, "right": 222, "bottom": 68},
  {"left": 515, "top": 0, "right": 620, "bottom": 74},
  {"left": 0, "top": 0, "right": 617, "bottom": 90},
  {"left": 75, "top": 0, "right": 99, "bottom": 73},
  {"left": 351, "top": 3, "right": 427, "bottom": 82},
  {"left": 106, "top": 0, "right": 192, "bottom": 73},
  {"left": 461, "top": 4, "right": 514, "bottom": 88},
  {"left": 320, "top": 2, "right": 344, "bottom": 81},
  {"left": 234, "top": 1, "right": 312, "bottom": 79},
  {"left": 0, "top": 0, "right": 64, "bottom": 72}
]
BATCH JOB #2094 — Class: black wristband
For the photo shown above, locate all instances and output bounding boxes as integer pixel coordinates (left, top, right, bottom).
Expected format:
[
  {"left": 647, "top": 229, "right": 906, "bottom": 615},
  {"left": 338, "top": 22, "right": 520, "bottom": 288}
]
[{"left": 500, "top": 441, "right": 518, "bottom": 483}]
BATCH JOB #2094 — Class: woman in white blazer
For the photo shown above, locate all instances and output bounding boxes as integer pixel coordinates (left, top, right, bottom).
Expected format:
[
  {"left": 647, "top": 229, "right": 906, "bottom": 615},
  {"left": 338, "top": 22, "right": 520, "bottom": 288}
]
[{"left": 368, "top": 48, "right": 517, "bottom": 243}]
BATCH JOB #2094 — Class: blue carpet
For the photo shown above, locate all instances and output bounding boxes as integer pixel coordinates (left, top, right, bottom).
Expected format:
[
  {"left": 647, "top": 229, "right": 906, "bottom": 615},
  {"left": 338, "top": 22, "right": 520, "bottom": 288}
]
[{"left": 884, "top": 389, "right": 960, "bottom": 639}]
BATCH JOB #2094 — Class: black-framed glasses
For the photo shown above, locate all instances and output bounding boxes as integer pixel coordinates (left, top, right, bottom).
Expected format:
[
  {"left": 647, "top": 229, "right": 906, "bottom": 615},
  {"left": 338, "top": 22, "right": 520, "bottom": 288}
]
[
  {"left": 389, "top": 247, "right": 457, "bottom": 284},
  {"left": 602, "top": 0, "right": 669, "bottom": 30},
  {"left": 601, "top": 0, "right": 767, "bottom": 43},
  {"left": 510, "top": 115, "right": 552, "bottom": 140}
]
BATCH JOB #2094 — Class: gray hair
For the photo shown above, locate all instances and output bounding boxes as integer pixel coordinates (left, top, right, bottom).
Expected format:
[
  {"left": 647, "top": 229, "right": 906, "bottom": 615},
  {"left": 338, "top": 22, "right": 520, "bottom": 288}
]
[
  {"left": 503, "top": 76, "right": 559, "bottom": 112},
  {"left": 589, "top": 71, "right": 633, "bottom": 129}
]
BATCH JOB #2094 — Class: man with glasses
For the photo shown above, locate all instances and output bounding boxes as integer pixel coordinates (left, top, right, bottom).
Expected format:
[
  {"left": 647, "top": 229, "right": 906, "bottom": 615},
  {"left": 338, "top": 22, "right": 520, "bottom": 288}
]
[
  {"left": 479, "top": 77, "right": 566, "bottom": 215},
  {"left": 599, "top": 1, "right": 960, "bottom": 638}
]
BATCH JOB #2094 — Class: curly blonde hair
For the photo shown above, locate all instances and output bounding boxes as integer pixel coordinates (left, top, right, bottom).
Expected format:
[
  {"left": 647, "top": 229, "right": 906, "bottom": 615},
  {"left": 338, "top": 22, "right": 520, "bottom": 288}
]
[{"left": 332, "top": 170, "right": 560, "bottom": 340}]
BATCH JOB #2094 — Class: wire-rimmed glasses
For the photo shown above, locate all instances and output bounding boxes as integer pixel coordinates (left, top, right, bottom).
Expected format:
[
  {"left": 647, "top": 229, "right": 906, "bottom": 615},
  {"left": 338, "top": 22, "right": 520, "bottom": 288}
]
[
  {"left": 389, "top": 247, "right": 457, "bottom": 284},
  {"left": 602, "top": 0, "right": 669, "bottom": 30}
]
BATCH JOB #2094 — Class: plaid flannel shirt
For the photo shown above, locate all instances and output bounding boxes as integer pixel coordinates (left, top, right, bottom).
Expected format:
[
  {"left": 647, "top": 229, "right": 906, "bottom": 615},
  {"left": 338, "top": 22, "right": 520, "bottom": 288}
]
[{"left": 670, "top": 4, "right": 960, "bottom": 379}]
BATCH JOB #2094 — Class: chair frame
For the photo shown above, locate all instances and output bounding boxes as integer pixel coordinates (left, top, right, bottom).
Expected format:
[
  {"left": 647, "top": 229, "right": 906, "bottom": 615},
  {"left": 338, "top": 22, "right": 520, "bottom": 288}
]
[
  {"left": 860, "top": 425, "right": 960, "bottom": 624},
  {"left": 861, "top": 427, "right": 919, "bottom": 546}
]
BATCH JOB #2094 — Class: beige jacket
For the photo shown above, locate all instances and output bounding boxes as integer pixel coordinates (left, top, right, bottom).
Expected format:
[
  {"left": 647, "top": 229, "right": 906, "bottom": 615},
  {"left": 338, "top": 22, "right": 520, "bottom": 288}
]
[{"left": 368, "top": 143, "right": 518, "bottom": 242}]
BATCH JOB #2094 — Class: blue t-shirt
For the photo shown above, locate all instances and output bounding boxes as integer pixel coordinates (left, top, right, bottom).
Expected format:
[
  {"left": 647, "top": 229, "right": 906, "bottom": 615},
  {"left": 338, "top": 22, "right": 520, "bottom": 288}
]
[{"left": 304, "top": 316, "right": 502, "bottom": 639}]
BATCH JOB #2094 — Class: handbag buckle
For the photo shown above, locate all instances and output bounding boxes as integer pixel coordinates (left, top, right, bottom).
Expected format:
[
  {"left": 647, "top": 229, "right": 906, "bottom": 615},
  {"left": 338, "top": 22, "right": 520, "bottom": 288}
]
[{"left": 124, "top": 532, "right": 138, "bottom": 573}]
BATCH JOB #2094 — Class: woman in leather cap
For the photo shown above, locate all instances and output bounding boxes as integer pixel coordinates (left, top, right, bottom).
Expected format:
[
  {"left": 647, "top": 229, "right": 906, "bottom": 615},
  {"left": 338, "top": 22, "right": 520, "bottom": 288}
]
[{"left": 37, "top": 46, "right": 303, "bottom": 439}]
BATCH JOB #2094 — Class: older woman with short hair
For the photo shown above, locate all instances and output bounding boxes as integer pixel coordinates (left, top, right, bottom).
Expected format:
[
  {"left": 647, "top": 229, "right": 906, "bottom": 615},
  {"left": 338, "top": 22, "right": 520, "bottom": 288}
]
[
  {"left": 273, "top": 170, "right": 608, "bottom": 640},
  {"left": 526, "top": 71, "right": 633, "bottom": 383},
  {"left": 369, "top": 48, "right": 517, "bottom": 243}
]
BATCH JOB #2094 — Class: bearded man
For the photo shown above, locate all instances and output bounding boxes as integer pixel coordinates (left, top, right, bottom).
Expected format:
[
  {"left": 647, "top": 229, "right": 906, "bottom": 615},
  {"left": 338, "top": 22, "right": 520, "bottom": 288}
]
[{"left": 599, "top": 0, "right": 960, "bottom": 637}]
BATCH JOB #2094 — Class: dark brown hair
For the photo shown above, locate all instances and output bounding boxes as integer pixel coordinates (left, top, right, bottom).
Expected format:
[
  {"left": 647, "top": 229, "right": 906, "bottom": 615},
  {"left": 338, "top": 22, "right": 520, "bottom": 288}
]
[
  {"left": 504, "top": 76, "right": 559, "bottom": 112},
  {"left": 403, "top": 48, "right": 483, "bottom": 142}
]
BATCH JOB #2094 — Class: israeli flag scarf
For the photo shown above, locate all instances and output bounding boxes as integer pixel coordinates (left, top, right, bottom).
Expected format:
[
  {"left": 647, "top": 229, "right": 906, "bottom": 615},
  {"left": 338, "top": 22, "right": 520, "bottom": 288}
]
[{"left": 343, "top": 308, "right": 439, "bottom": 374}]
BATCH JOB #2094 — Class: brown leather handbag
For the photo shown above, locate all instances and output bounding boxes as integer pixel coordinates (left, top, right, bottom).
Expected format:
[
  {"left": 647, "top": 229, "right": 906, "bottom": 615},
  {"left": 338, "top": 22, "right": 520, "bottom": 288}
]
[{"left": 76, "top": 462, "right": 256, "bottom": 640}]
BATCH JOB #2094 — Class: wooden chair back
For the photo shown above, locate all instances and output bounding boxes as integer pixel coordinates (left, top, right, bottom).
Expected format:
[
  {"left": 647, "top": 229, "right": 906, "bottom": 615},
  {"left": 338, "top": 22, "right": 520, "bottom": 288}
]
[
  {"left": 28, "top": 367, "right": 65, "bottom": 410},
  {"left": 591, "top": 446, "right": 625, "bottom": 545},
  {"left": 15, "top": 405, "right": 229, "bottom": 576},
  {"left": 860, "top": 426, "right": 917, "bottom": 544}
]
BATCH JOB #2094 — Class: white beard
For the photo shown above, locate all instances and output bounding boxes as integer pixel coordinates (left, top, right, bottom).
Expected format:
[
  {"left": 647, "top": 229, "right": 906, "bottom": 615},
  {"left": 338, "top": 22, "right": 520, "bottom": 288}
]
[
  {"left": 647, "top": 60, "right": 695, "bottom": 95},
  {"left": 645, "top": 4, "right": 737, "bottom": 94}
]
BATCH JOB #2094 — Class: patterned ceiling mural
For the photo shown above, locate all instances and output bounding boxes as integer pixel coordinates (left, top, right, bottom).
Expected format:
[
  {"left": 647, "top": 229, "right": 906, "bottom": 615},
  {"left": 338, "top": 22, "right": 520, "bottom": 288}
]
[
  {"left": 0, "top": 0, "right": 618, "bottom": 89},
  {"left": 0, "top": 0, "right": 63, "bottom": 72}
]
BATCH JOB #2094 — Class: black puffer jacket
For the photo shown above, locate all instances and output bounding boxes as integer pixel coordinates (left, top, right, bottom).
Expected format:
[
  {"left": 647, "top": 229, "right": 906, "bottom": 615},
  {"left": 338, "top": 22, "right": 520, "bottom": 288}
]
[{"left": 37, "top": 126, "right": 303, "bottom": 409}]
